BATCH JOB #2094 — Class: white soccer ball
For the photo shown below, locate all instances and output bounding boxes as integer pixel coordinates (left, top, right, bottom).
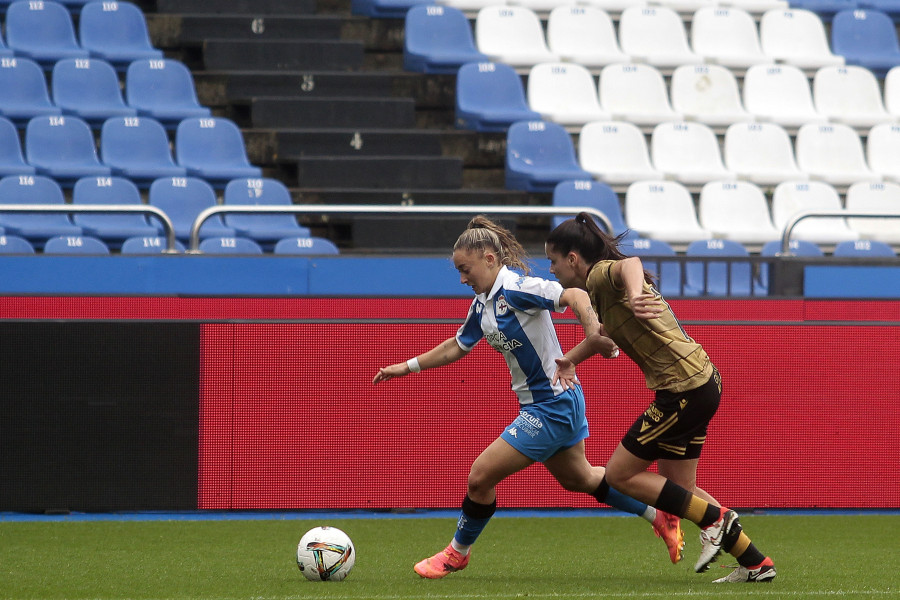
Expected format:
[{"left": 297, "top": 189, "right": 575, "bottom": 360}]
[{"left": 296, "top": 526, "right": 355, "bottom": 582}]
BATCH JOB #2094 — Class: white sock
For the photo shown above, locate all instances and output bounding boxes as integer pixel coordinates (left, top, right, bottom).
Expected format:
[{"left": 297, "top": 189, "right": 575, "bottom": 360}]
[
  {"left": 642, "top": 506, "right": 657, "bottom": 523},
  {"left": 450, "top": 538, "right": 471, "bottom": 556}
]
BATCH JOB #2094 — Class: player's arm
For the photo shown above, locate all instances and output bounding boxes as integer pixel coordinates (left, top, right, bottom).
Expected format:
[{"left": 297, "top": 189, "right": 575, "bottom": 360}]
[
  {"left": 553, "top": 288, "right": 619, "bottom": 389},
  {"left": 610, "top": 257, "right": 664, "bottom": 320},
  {"left": 372, "top": 336, "right": 468, "bottom": 384}
]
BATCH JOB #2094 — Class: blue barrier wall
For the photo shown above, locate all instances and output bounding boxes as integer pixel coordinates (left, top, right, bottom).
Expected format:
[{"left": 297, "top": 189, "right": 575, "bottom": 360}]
[{"left": 0, "top": 256, "right": 892, "bottom": 297}]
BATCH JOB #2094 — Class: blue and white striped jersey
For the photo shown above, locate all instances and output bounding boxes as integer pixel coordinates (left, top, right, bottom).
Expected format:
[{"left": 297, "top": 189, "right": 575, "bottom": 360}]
[{"left": 456, "top": 266, "right": 570, "bottom": 405}]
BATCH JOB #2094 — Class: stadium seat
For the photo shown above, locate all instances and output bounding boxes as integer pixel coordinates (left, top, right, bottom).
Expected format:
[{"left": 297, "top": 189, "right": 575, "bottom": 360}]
[
  {"left": 883, "top": 66, "right": 900, "bottom": 117},
  {"left": 684, "top": 239, "right": 753, "bottom": 296},
  {"left": 526, "top": 62, "right": 609, "bottom": 127},
  {"left": 51, "top": 58, "right": 138, "bottom": 126},
  {"left": 120, "top": 235, "right": 186, "bottom": 254},
  {"left": 545, "top": 6, "right": 629, "bottom": 68},
  {"left": 403, "top": 5, "right": 488, "bottom": 74},
  {"left": 742, "top": 63, "right": 827, "bottom": 129},
  {"left": 71, "top": 176, "right": 159, "bottom": 248},
  {"left": 198, "top": 236, "right": 264, "bottom": 255},
  {"left": 175, "top": 117, "right": 262, "bottom": 187},
  {"left": 223, "top": 177, "right": 311, "bottom": 248},
  {"left": 690, "top": 7, "right": 773, "bottom": 70},
  {"left": 148, "top": 176, "right": 236, "bottom": 241},
  {"left": 832, "top": 238, "right": 897, "bottom": 256},
  {"left": 78, "top": 1, "right": 163, "bottom": 68},
  {"left": 475, "top": 6, "right": 559, "bottom": 68},
  {"left": 794, "top": 123, "right": 882, "bottom": 186},
  {"left": 858, "top": 0, "right": 900, "bottom": 20},
  {"left": 723, "top": 122, "right": 808, "bottom": 185},
  {"left": 0, "top": 57, "right": 62, "bottom": 126},
  {"left": 350, "top": 0, "right": 432, "bottom": 18},
  {"left": 617, "top": 6, "right": 703, "bottom": 71},
  {"left": 0, "top": 174, "right": 82, "bottom": 247},
  {"left": 0, "top": 234, "right": 35, "bottom": 253},
  {"left": 669, "top": 64, "right": 753, "bottom": 129},
  {"left": 550, "top": 179, "right": 633, "bottom": 238},
  {"left": 0, "top": 116, "right": 36, "bottom": 176},
  {"left": 650, "top": 121, "right": 736, "bottom": 187},
  {"left": 771, "top": 180, "right": 860, "bottom": 243},
  {"left": 624, "top": 180, "right": 712, "bottom": 243},
  {"left": 619, "top": 237, "right": 682, "bottom": 297},
  {"left": 578, "top": 120, "right": 662, "bottom": 186},
  {"left": 43, "top": 234, "right": 110, "bottom": 254},
  {"left": 757, "top": 238, "right": 824, "bottom": 294},
  {"left": 865, "top": 123, "right": 900, "bottom": 182},
  {"left": 831, "top": 9, "right": 900, "bottom": 77},
  {"left": 812, "top": 65, "right": 894, "bottom": 130},
  {"left": 504, "top": 120, "right": 592, "bottom": 191},
  {"left": 25, "top": 116, "right": 112, "bottom": 186},
  {"left": 100, "top": 116, "right": 187, "bottom": 186},
  {"left": 5, "top": 0, "right": 90, "bottom": 67},
  {"left": 273, "top": 236, "right": 341, "bottom": 255},
  {"left": 788, "top": 0, "right": 857, "bottom": 21},
  {"left": 758, "top": 8, "right": 844, "bottom": 70},
  {"left": 125, "top": 59, "right": 212, "bottom": 127},
  {"left": 844, "top": 180, "right": 900, "bottom": 243},
  {"left": 455, "top": 62, "right": 541, "bottom": 132},
  {"left": 507, "top": 0, "right": 577, "bottom": 12},
  {"left": 698, "top": 180, "right": 781, "bottom": 244},
  {"left": 598, "top": 63, "right": 682, "bottom": 128},
  {"left": 0, "top": 28, "right": 13, "bottom": 58}
]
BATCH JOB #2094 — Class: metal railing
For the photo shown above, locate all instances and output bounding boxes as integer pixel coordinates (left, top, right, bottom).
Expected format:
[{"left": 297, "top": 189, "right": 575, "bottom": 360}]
[
  {"left": 186, "top": 204, "right": 614, "bottom": 253},
  {"left": 0, "top": 204, "right": 178, "bottom": 252},
  {"left": 780, "top": 209, "right": 900, "bottom": 254}
]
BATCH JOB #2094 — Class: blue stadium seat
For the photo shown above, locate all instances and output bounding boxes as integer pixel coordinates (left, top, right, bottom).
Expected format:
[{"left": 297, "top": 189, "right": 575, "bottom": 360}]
[
  {"left": 198, "top": 236, "right": 264, "bottom": 255},
  {"left": 0, "top": 57, "right": 62, "bottom": 126},
  {"left": 125, "top": 59, "right": 211, "bottom": 128},
  {"left": 789, "top": 0, "right": 858, "bottom": 21},
  {"left": 43, "top": 234, "right": 110, "bottom": 254},
  {"left": 832, "top": 239, "right": 897, "bottom": 256},
  {"left": 831, "top": 9, "right": 900, "bottom": 76},
  {"left": 684, "top": 239, "right": 753, "bottom": 297},
  {"left": 551, "top": 179, "right": 634, "bottom": 239},
  {"left": 148, "top": 176, "right": 236, "bottom": 241},
  {"left": 0, "top": 234, "right": 35, "bottom": 253},
  {"left": 273, "top": 236, "right": 340, "bottom": 255},
  {"left": 223, "top": 177, "right": 311, "bottom": 248},
  {"left": 52, "top": 58, "right": 137, "bottom": 127},
  {"left": 175, "top": 117, "right": 262, "bottom": 187},
  {"left": 403, "top": 5, "right": 489, "bottom": 74},
  {"left": 620, "top": 237, "right": 682, "bottom": 298},
  {"left": 352, "top": 0, "right": 431, "bottom": 18},
  {"left": 71, "top": 176, "right": 159, "bottom": 249},
  {"left": 120, "top": 235, "right": 186, "bottom": 254},
  {"left": 0, "top": 174, "right": 82, "bottom": 247},
  {"left": 78, "top": 1, "right": 163, "bottom": 68},
  {"left": 455, "top": 62, "right": 541, "bottom": 132},
  {"left": 25, "top": 116, "right": 112, "bottom": 186},
  {"left": 100, "top": 116, "right": 187, "bottom": 186},
  {"left": 0, "top": 27, "right": 13, "bottom": 57},
  {"left": 5, "top": 0, "right": 90, "bottom": 68},
  {"left": 505, "top": 120, "right": 592, "bottom": 192},
  {"left": 756, "top": 239, "right": 824, "bottom": 295},
  {"left": 0, "top": 116, "right": 36, "bottom": 176}
]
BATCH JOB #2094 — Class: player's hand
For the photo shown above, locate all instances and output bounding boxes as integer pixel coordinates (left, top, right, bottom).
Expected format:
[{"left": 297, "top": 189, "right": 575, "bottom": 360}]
[
  {"left": 595, "top": 336, "right": 620, "bottom": 359},
  {"left": 552, "top": 357, "right": 579, "bottom": 390},
  {"left": 629, "top": 292, "right": 665, "bottom": 320},
  {"left": 372, "top": 363, "right": 408, "bottom": 385}
]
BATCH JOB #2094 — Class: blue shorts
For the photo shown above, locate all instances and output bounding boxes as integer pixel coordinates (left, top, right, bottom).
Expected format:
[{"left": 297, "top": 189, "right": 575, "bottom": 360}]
[{"left": 500, "top": 387, "right": 589, "bottom": 462}]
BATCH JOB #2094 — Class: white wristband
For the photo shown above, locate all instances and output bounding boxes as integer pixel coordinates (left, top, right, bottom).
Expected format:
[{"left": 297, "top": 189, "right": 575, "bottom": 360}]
[{"left": 406, "top": 357, "right": 421, "bottom": 373}]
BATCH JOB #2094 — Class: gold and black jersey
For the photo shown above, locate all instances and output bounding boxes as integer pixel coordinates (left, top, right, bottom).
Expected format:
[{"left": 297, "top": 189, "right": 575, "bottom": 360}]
[{"left": 586, "top": 260, "right": 713, "bottom": 393}]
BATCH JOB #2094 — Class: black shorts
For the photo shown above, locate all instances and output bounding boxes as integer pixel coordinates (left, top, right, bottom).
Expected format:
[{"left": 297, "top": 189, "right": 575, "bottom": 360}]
[{"left": 621, "top": 367, "right": 721, "bottom": 461}]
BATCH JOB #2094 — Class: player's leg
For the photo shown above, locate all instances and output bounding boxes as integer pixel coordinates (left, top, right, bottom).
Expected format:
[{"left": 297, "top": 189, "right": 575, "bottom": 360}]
[
  {"left": 414, "top": 437, "right": 532, "bottom": 579},
  {"left": 544, "top": 442, "right": 684, "bottom": 563}
]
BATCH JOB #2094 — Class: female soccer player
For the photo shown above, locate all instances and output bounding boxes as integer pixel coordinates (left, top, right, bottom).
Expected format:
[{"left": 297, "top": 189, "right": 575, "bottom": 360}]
[
  {"left": 543, "top": 213, "right": 776, "bottom": 584},
  {"left": 373, "top": 216, "right": 683, "bottom": 579}
]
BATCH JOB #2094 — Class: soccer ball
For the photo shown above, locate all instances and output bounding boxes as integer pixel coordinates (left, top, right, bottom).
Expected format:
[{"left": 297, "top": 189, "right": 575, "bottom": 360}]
[{"left": 296, "top": 526, "right": 355, "bottom": 581}]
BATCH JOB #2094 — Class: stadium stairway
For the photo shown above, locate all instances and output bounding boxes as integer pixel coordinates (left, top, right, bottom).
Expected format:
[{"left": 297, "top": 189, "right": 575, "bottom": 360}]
[{"left": 145, "top": 0, "right": 545, "bottom": 252}]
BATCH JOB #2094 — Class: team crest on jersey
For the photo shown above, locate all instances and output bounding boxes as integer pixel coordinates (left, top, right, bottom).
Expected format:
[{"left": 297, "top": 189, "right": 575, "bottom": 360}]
[{"left": 495, "top": 295, "right": 509, "bottom": 316}]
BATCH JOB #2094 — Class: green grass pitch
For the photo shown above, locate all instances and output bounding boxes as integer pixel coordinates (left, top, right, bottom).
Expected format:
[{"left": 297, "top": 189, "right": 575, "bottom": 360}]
[{"left": 1, "top": 514, "right": 897, "bottom": 599}]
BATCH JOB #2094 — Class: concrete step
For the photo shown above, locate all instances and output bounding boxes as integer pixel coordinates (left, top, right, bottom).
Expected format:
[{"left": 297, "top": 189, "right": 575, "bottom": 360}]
[
  {"left": 249, "top": 97, "right": 415, "bottom": 128},
  {"left": 292, "top": 156, "right": 463, "bottom": 189},
  {"left": 201, "top": 39, "right": 364, "bottom": 71}
]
